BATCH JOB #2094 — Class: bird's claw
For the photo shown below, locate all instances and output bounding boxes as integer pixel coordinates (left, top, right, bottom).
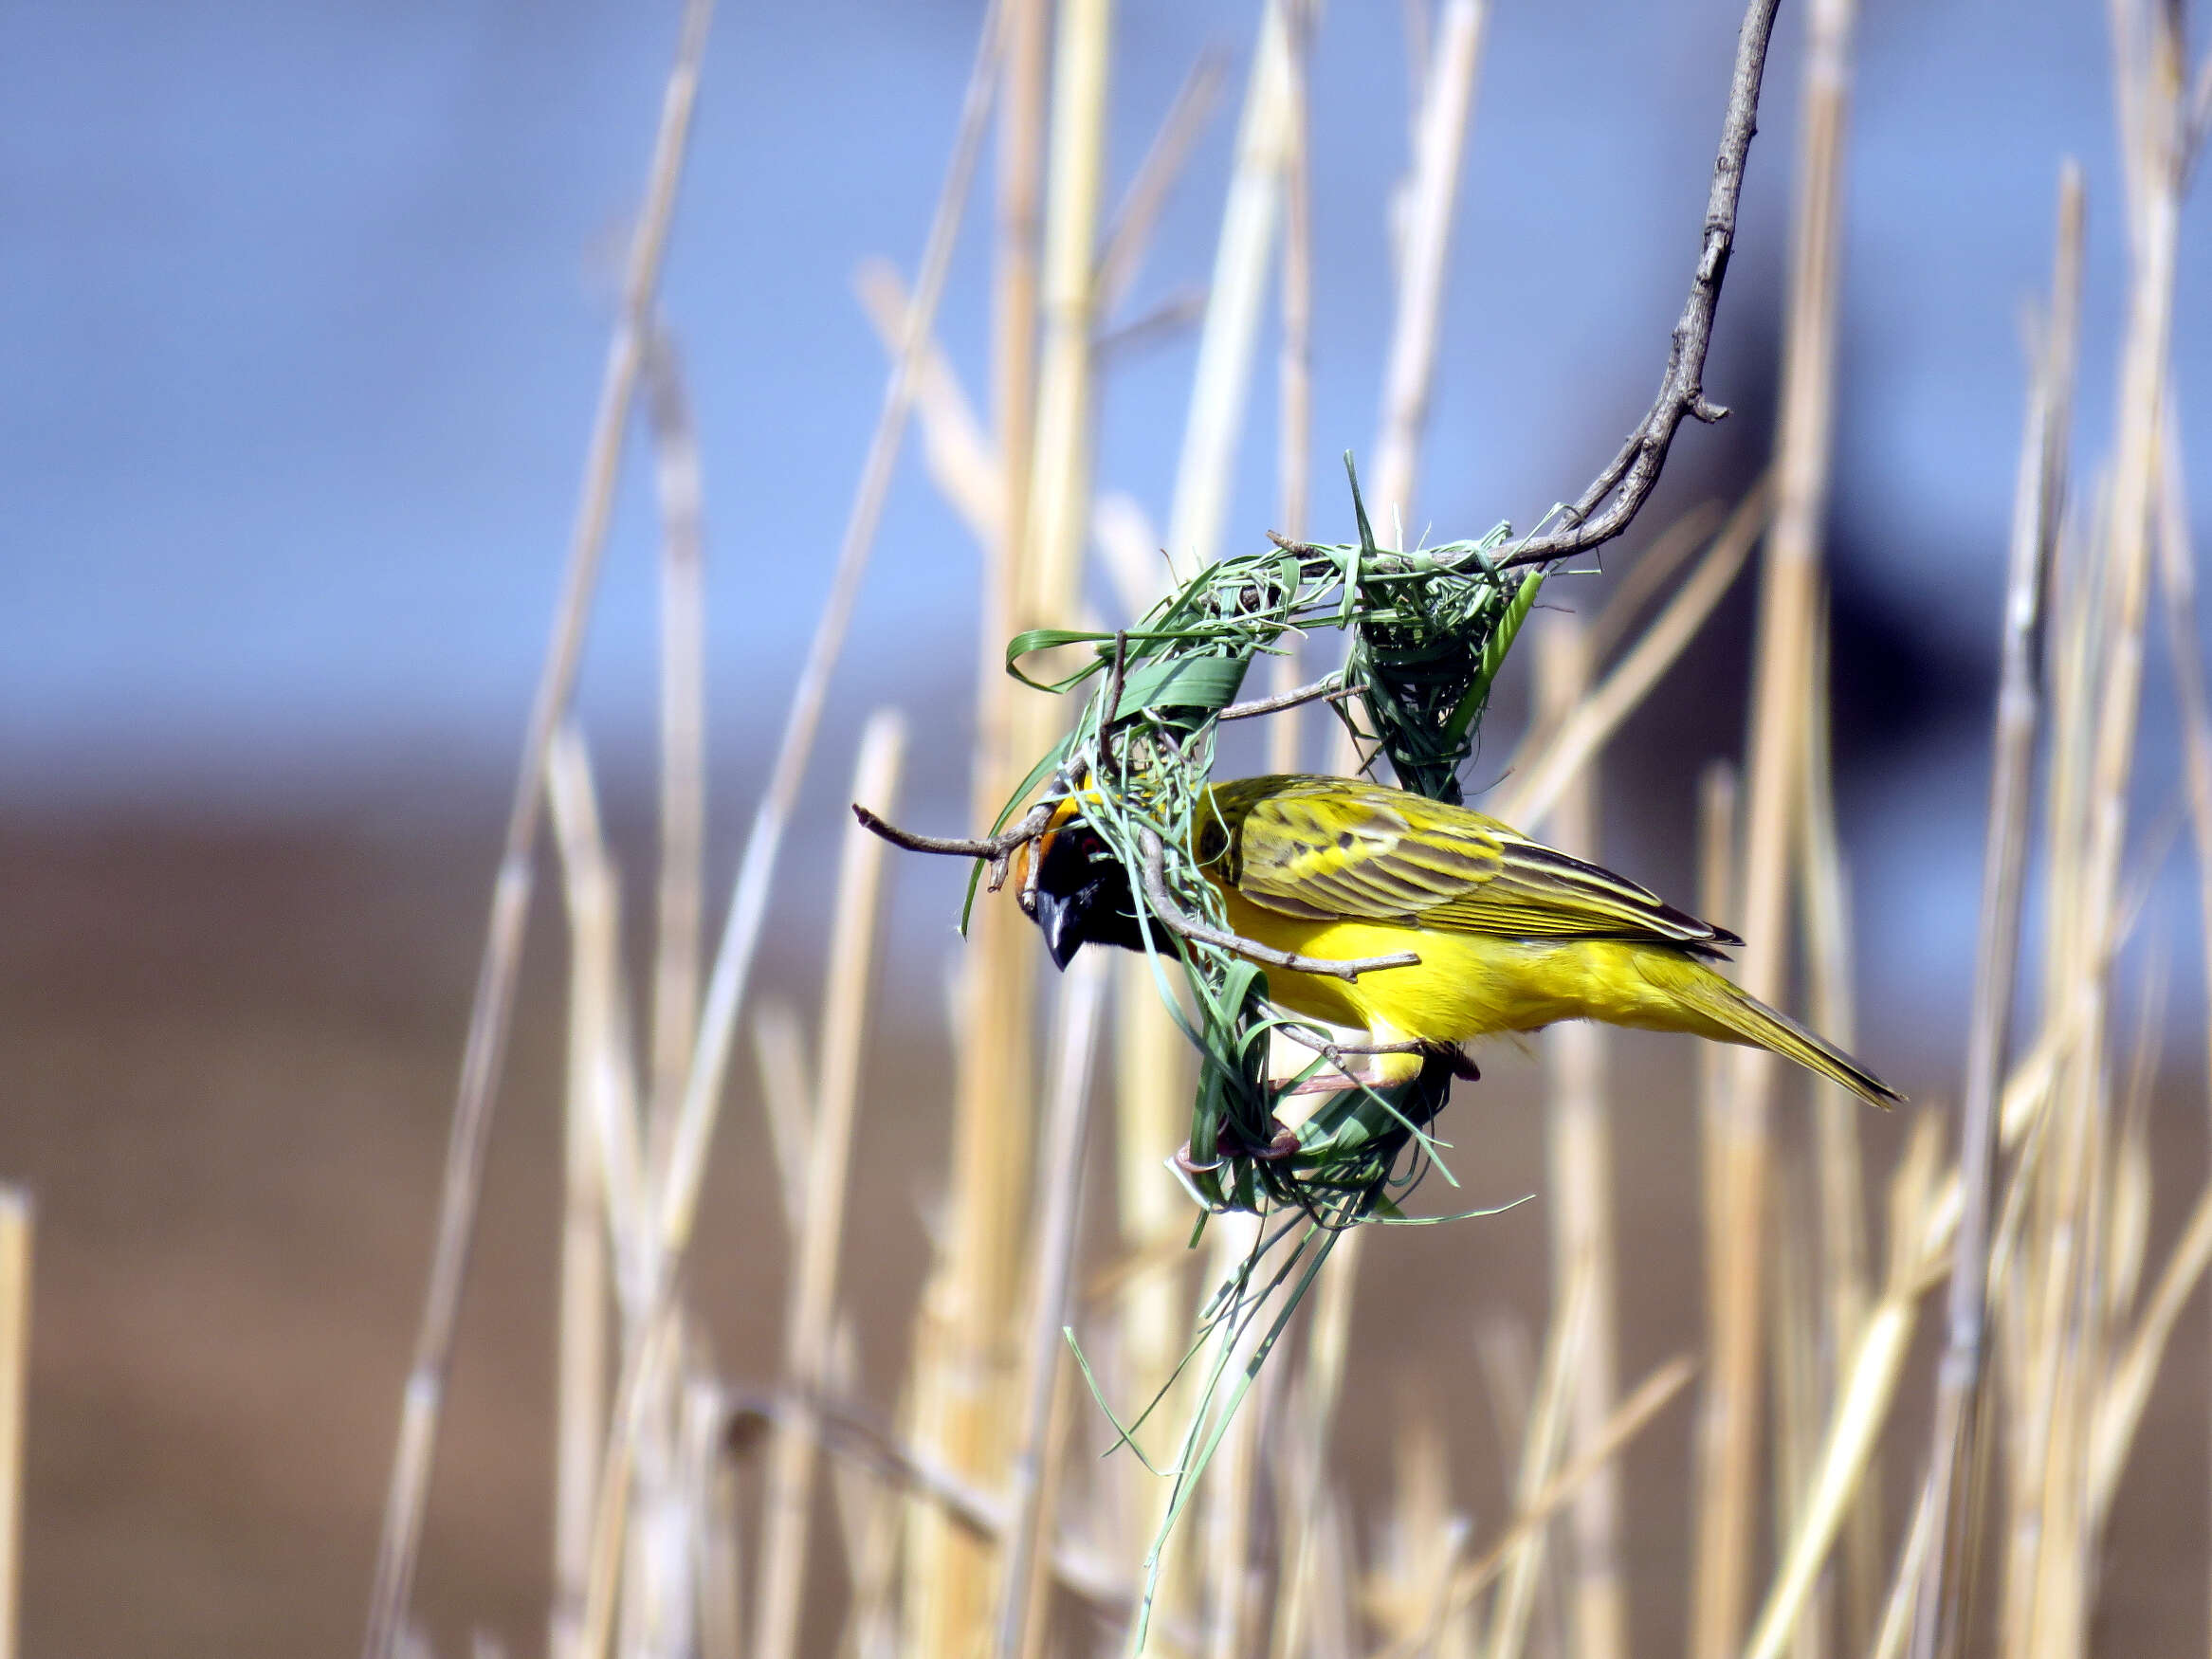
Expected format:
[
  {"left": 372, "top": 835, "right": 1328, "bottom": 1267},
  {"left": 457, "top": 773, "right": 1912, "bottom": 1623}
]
[{"left": 1173, "top": 1121, "right": 1303, "bottom": 1172}]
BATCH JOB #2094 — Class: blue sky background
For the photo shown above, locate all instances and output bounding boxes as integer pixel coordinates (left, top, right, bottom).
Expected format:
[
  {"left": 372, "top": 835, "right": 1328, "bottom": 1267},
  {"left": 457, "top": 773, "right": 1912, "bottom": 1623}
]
[{"left": 4, "top": 0, "right": 2209, "bottom": 1047}]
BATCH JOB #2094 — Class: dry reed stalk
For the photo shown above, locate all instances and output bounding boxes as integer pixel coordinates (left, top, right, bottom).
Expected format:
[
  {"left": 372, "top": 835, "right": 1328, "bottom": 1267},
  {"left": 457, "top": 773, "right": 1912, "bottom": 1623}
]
[
  {"left": 544, "top": 726, "right": 694, "bottom": 1656},
  {"left": 1578, "top": 501, "right": 1727, "bottom": 664},
  {"left": 1485, "top": 1265, "right": 1591, "bottom": 1659},
  {"left": 1693, "top": 1, "right": 1855, "bottom": 1649},
  {"left": 548, "top": 738, "right": 619, "bottom": 1659},
  {"left": 1371, "top": 1356, "right": 1697, "bottom": 1658},
  {"left": 1745, "top": 1122, "right": 1944, "bottom": 1659},
  {"left": 1365, "top": 1396, "right": 1462, "bottom": 1648},
  {"left": 736, "top": 1376, "right": 1154, "bottom": 1618},
  {"left": 749, "top": 1001, "right": 814, "bottom": 1233},
  {"left": 1422, "top": 1526, "right": 1476, "bottom": 1659},
  {"left": 1163, "top": 0, "right": 1298, "bottom": 585},
  {"left": 991, "top": 0, "right": 1048, "bottom": 643},
  {"left": 2148, "top": 425, "right": 2212, "bottom": 1650},
  {"left": 667, "top": 0, "right": 998, "bottom": 1293},
  {"left": 1268, "top": 1227, "right": 1364, "bottom": 1659},
  {"left": 824, "top": 1322, "right": 877, "bottom": 1575},
  {"left": 1767, "top": 1156, "right": 1825, "bottom": 1659},
  {"left": 644, "top": 332, "right": 708, "bottom": 1171},
  {"left": 1530, "top": 616, "right": 1625, "bottom": 1659},
  {"left": 911, "top": 5, "right": 1101, "bottom": 1650},
  {"left": 359, "top": 9, "right": 712, "bottom": 1650},
  {"left": 1199, "top": 1208, "right": 1316, "bottom": 1659},
  {"left": 1105, "top": 8, "right": 1311, "bottom": 1630},
  {"left": 756, "top": 714, "right": 908, "bottom": 1659},
  {"left": 1365, "top": 0, "right": 1487, "bottom": 533},
  {"left": 2157, "top": 403, "right": 2212, "bottom": 1103},
  {"left": 1696, "top": 759, "right": 1743, "bottom": 1231},
  {"left": 1111, "top": 953, "right": 1197, "bottom": 1595},
  {"left": 2010, "top": 13, "right": 2188, "bottom": 1653},
  {"left": 544, "top": 725, "right": 674, "bottom": 1656},
  {"left": 614, "top": 320, "right": 715, "bottom": 1659},
  {"left": 995, "top": 953, "right": 1109, "bottom": 1658},
  {"left": 1264, "top": 1376, "right": 1337, "bottom": 1659},
  {"left": 1268, "top": 0, "right": 1318, "bottom": 777},
  {"left": 2102, "top": 995, "right": 2156, "bottom": 1329},
  {"left": 689, "top": 1377, "right": 742, "bottom": 1659},
  {"left": 1998, "top": 574, "right": 2093, "bottom": 1659},
  {"left": 576, "top": 1298, "right": 682, "bottom": 1659},
  {"left": 1097, "top": 51, "right": 1230, "bottom": 320},
  {"left": 2090, "top": 1170, "right": 2212, "bottom": 1522},
  {"left": 0, "top": 1191, "right": 27, "bottom": 1659},
  {"left": 545, "top": 732, "right": 653, "bottom": 1302},
  {"left": 834, "top": 1455, "right": 904, "bottom": 1659},
  {"left": 1325, "top": 0, "right": 1488, "bottom": 782},
  {"left": 944, "top": 29, "right": 1044, "bottom": 1476},
  {"left": 855, "top": 264, "right": 1002, "bottom": 548},
  {"left": 1497, "top": 480, "right": 1769, "bottom": 829},
  {"left": 1795, "top": 616, "right": 1874, "bottom": 1655},
  {"left": 1691, "top": 742, "right": 1754, "bottom": 1659},
  {"left": 1909, "top": 163, "right": 2083, "bottom": 1659},
  {"left": 1222, "top": 21, "right": 1494, "bottom": 1609}
]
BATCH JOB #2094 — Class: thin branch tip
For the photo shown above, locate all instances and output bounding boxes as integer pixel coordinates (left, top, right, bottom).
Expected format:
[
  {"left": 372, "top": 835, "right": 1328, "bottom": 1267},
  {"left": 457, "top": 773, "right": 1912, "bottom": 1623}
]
[{"left": 1497, "top": 0, "right": 1780, "bottom": 570}]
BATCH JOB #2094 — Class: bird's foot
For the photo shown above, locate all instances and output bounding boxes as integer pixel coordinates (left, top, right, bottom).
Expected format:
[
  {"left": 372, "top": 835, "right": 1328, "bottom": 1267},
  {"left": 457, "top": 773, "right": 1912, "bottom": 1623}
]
[
  {"left": 1173, "top": 1121, "right": 1302, "bottom": 1173},
  {"left": 1271, "top": 1039, "right": 1474, "bottom": 1096}
]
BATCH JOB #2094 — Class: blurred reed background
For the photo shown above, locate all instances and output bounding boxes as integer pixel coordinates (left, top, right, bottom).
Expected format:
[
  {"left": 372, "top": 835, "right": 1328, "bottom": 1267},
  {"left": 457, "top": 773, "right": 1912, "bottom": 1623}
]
[{"left": 7, "top": 1, "right": 2212, "bottom": 1656}]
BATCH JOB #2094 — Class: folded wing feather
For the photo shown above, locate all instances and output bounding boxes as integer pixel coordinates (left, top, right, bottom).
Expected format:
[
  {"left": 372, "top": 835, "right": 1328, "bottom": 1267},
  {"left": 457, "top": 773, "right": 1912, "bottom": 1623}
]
[{"left": 1217, "top": 775, "right": 1740, "bottom": 948}]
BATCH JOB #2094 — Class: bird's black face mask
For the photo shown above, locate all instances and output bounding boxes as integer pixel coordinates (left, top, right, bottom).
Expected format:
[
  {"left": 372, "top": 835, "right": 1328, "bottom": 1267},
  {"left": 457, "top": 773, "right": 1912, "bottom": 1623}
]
[{"left": 1018, "top": 820, "right": 1154, "bottom": 970}]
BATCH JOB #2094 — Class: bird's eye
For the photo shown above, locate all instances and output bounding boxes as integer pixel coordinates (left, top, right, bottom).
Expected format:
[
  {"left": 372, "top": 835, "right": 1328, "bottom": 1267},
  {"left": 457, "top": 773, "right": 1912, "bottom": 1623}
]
[{"left": 1197, "top": 823, "right": 1227, "bottom": 862}]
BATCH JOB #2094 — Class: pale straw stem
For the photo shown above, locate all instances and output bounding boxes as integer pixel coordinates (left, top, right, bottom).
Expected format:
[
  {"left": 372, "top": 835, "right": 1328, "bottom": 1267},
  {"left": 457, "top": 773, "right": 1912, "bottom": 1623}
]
[
  {"left": 359, "top": 6, "right": 711, "bottom": 1649},
  {"left": 754, "top": 715, "right": 908, "bottom": 1659}
]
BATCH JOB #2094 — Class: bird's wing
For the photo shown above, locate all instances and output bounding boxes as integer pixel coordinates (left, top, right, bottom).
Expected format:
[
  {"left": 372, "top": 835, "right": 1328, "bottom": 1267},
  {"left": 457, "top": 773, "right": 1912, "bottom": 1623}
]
[{"left": 1225, "top": 781, "right": 1736, "bottom": 946}]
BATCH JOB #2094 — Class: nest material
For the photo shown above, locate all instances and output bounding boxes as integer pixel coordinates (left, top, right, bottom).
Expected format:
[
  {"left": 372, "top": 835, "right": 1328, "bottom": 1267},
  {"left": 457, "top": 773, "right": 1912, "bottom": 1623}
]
[{"left": 995, "top": 458, "right": 1548, "bottom": 1225}]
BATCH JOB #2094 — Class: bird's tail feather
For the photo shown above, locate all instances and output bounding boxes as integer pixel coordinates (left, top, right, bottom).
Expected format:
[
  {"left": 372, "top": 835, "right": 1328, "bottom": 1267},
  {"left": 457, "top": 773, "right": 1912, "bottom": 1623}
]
[{"left": 1696, "top": 979, "right": 1904, "bottom": 1108}]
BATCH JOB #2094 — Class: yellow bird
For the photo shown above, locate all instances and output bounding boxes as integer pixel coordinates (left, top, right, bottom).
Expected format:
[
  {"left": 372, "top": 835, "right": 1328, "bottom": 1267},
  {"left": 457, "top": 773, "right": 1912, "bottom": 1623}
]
[{"left": 1018, "top": 774, "right": 1900, "bottom": 1107}]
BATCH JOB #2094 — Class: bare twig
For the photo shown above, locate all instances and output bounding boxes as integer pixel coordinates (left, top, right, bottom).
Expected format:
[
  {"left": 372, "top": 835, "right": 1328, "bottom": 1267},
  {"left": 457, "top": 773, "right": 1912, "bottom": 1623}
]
[
  {"left": 851, "top": 798, "right": 1056, "bottom": 893},
  {"left": 1498, "top": 0, "right": 1782, "bottom": 569},
  {"left": 359, "top": 7, "right": 713, "bottom": 1652},
  {"left": 1216, "top": 671, "right": 1350, "bottom": 722},
  {"left": 1138, "top": 830, "right": 1418, "bottom": 980}
]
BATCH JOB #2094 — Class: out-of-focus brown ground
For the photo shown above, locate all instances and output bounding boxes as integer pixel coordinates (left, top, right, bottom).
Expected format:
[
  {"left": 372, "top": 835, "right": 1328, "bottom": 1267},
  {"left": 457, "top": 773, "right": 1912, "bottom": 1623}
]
[{"left": 2, "top": 796, "right": 2204, "bottom": 1655}]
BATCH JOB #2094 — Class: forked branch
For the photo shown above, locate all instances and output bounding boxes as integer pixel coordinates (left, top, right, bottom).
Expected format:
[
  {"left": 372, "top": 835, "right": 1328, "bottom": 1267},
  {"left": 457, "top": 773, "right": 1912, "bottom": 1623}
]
[
  {"left": 850, "top": 799, "right": 1053, "bottom": 892},
  {"left": 1496, "top": 0, "right": 1782, "bottom": 570}
]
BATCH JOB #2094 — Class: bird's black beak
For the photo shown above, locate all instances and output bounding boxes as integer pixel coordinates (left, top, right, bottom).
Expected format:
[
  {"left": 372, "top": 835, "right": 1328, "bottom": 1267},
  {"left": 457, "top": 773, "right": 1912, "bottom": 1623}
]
[{"left": 1037, "top": 886, "right": 1085, "bottom": 971}]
